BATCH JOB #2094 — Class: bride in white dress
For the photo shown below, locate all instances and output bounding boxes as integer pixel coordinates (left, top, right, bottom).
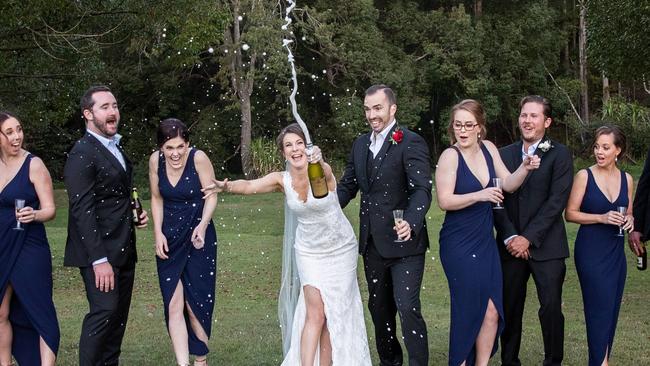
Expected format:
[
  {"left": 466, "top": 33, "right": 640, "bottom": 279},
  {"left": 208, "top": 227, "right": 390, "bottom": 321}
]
[{"left": 202, "top": 123, "right": 371, "bottom": 365}]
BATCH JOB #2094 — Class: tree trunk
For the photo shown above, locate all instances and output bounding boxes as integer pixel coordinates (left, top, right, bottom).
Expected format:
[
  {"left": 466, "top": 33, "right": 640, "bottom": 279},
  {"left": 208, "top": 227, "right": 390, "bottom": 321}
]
[
  {"left": 240, "top": 93, "right": 252, "bottom": 177},
  {"left": 474, "top": 0, "right": 482, "bottom": 18},
  {"left": 602, "top": 72, "right": 610, "bottom": 104},
  {"left": 226, "top": 0, "right": 255, "bottom": 176},
  {"left": 562, "top": 0, "right": 571, "bottom": 70},
  {"left": 579, "top": 0, "right": 589, "bottom": 125}
]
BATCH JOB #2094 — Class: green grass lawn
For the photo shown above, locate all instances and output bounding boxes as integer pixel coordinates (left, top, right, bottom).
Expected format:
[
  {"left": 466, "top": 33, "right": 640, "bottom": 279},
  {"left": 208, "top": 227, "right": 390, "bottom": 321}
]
[{"left": 44, "top": 181, "right": 650, "bottom": 365}]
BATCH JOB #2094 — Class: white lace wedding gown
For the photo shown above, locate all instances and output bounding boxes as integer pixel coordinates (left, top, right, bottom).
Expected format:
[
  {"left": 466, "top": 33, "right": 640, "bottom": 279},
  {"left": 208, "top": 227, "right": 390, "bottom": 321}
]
[{"left": 281, "top": 172, "right": 371, "bottom": 366}]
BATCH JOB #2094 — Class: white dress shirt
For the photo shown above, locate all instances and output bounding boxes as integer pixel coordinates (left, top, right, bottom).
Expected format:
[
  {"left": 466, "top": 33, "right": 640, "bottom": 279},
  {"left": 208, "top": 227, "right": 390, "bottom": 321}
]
[
  {"left": 369, "top": 120, "right": 397, "bottom": 158},
  {"left": 504, "top": 138, "right": 543, "bottom": 246},
  {"left": 86, "top": 129, "right": 126, "bottom": 265},
  {"left": 87, "top": 129, "right": 126, "bottom": 171}
]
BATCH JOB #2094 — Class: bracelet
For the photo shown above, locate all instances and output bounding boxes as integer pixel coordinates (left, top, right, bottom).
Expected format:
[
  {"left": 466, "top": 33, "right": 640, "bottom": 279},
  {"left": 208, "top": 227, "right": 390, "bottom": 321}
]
[{"left": 226, "top": 181, "right": 232, "bottom": 193}]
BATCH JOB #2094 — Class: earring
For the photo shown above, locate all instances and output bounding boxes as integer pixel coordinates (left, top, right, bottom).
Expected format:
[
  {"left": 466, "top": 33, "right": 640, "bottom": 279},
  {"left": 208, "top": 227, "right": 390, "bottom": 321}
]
[
  {"left": 478, "top": 133, "right": 481, "bottom": 139},
  {"left": 615, "top": 155, "right": 618, "bottom": 162}
]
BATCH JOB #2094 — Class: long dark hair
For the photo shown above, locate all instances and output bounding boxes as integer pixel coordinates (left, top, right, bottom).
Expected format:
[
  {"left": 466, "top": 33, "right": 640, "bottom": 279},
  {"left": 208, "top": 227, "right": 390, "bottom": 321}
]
[{"left": 157, "top": 118, "right": 190, "bottom": 148}]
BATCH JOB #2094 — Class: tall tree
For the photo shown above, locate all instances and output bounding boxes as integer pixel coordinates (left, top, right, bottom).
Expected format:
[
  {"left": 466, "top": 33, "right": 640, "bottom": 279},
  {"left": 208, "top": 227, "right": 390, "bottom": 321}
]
[
  {"left": 588, "top": 0, "right": 650, "bottom": 85},
  {"left": 217, "top": 0, "right": 285, "bottom": 176},
  {"left": 578, "top": 0, "right": 589, "bottom": 124}
]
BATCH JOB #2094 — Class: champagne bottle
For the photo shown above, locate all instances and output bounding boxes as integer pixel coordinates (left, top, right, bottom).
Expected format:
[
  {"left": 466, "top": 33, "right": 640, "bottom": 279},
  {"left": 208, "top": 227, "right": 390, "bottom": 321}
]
[
  {"left": 131, "top": 188, "right": 143, "bottom": 225},
  {"left": 307, "top": 146, "right": 328, "bottom": 199},
  {"left": 637, "top": 246, "right": 647, "bottom": 271}
]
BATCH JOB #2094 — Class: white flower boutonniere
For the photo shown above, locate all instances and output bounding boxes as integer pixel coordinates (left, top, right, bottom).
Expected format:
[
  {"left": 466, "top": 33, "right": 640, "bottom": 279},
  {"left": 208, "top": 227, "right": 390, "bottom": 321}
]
[{"left": 538, "top": 140, "right": 553, "bottom": 152}]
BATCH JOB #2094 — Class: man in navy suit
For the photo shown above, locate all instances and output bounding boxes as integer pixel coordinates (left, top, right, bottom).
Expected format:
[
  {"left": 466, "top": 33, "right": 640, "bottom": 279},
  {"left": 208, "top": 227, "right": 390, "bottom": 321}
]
[
  {"left": 494, "top": 95, "right": 573, "bottom": 366},
  {"left": 64, "top": 85, "right": 148, "bottom": 366},
  {"left": 337, "top": 84, "right": 432, "bottom": 366}
]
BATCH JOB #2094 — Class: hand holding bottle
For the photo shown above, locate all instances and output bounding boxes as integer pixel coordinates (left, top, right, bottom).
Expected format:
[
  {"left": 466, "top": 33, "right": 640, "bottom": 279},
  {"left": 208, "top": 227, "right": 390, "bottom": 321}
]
[{"left": 307, "top": 145, "right": 323, "bottom": 164}]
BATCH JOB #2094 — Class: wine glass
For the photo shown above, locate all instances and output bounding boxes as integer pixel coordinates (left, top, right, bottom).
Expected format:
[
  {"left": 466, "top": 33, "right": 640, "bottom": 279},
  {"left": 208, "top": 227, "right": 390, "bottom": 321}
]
[
  {"left": 13, "top": 199, "right": 26, "bottom": 231},
  {"left": 492, "top": 178, "right": 503, "bottom": 210},
  {"left": 393, "top": 209, "right": 406, "bottom": 242},
  {"left": 616, "top": 206, "right": 627, "bottom": 237}
]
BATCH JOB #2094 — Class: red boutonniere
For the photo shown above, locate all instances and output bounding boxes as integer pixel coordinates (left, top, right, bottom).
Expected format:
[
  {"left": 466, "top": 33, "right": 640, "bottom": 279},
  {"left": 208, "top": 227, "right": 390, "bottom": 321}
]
[{"left": 390, "top": 127, "right": 404, "bottom": 144}]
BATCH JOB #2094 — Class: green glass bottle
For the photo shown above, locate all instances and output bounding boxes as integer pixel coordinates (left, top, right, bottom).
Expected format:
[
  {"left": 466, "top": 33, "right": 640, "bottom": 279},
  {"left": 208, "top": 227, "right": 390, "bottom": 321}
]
[
  {"left": 307, "top": 146, "right": 328, "bottom": 199},
  {"left": 131, "top": 188, "right": 144, "bottom": 225}
]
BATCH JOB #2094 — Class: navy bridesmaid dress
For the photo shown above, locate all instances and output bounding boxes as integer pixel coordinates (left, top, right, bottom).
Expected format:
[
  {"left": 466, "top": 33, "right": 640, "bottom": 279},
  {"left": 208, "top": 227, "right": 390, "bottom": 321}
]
[
  {"left": 439, "top": 144, "right": 504, "bottom": 366},
  {"left": 0, "top": 154, "right": 59, "bottom": 365},
  {"left": 157, "top": 148, "right": 218, "bottom": 356},
  {"left": 574, "top": 168, "right": 627, "bottom": 366}
]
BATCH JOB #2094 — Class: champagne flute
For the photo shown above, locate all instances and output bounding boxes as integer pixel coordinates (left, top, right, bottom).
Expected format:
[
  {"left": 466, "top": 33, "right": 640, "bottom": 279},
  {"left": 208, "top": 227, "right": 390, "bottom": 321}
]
[
  {"left": 616, "top": 206, "right": 627, "bottom": 237},
  {"left": 13, "top": 199, "right": 26, "bottom": 231},
  {"left": 393, "top": 209, "right": 406, "bottom": 242},
  {"left": 492, "top": 177, "right": 503, "bottom": 210}
]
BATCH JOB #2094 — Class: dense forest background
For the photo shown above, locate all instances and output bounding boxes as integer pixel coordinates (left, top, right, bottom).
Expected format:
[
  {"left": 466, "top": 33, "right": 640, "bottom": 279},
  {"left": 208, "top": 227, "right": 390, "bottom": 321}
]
[{"left": 1, "top": 0, "right": 649, "bottom": 183}]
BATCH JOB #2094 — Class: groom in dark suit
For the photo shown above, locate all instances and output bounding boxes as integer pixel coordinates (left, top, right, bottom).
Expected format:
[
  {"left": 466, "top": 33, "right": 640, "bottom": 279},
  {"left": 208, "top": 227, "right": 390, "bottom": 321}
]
[
  {"left": 338, "top": 84, "right": 432, "bottom": 366},
  {"left": 494, "top": 95, "right": 573, "bottom": 366},
  {"left": 64, "top": 85, "right": 148, "bottom": 366}
]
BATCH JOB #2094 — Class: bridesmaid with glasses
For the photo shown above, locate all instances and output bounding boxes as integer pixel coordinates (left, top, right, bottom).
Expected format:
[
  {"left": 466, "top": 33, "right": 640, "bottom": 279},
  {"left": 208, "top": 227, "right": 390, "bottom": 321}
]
[{"left": 435, "top": 99, "right": 540, "bottom": 366}]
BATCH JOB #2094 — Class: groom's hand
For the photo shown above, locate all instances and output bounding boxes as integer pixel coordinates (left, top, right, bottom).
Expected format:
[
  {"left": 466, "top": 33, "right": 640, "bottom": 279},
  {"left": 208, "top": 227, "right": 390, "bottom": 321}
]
[
  {"left": 507, "top": 235, "right": 530, "bottom": 259},
  {"left": 394, "top": 220, "right": 412, "bottom": 241},
  {"left": 93, "top": 262, "right": 115, "bottom": 292}
]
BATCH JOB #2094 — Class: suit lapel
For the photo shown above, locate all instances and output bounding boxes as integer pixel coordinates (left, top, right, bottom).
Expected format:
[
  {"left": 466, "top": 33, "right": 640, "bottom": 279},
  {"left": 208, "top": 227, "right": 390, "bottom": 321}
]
[
  {"left": 368, "top": 124, "right": 397, "bottom": 188},
  {"left": 116, "top": 143, "right": 133, "bottom": 182},
  {"left": 357, "top": 134, "right": 372, "bottom": 190},
  {"left": 86, "top": 133, "right": 129, "bottom": 180}
]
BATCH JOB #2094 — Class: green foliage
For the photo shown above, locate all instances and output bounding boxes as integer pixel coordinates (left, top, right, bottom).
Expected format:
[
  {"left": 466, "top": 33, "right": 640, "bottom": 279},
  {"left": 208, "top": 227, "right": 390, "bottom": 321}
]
[
  {"left": 588, "top": 0, "right": 650, "bottom": 80},
  {"left": 599, "top": 97, "right": 650, "bottom": 159},
  {"left": 249, "top": 137, "right": 284, "bottom": 178},
  {"left": 1, "top": 0, "right": 648, "bottom": 177}
]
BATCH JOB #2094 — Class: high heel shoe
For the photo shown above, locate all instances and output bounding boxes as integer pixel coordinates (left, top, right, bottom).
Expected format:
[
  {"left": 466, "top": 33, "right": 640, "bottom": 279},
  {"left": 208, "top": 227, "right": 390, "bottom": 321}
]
[{"left": 193, "top": 356, "right": 207, "bottom": 366}]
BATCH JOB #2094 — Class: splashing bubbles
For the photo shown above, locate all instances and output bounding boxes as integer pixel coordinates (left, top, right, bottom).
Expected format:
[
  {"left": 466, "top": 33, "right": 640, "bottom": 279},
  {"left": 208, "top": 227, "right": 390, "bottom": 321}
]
[
  {"left": 282, "top": 0, "right": 312, "bottom": 144},
  {"left": 242, "top": 44, "right": 250, "bottom": 51}
]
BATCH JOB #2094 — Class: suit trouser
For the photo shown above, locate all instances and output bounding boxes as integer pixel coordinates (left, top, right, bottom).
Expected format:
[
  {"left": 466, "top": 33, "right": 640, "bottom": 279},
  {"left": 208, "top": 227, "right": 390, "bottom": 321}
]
[
  {"left": 363, "top": 237, "right": 428, "bottom": 366},
  {"left": 500, "top": 257, "right": 565, "bottom": 366},
  {"left": 79, "top": 264, "right": 135, "bottom": 366}
]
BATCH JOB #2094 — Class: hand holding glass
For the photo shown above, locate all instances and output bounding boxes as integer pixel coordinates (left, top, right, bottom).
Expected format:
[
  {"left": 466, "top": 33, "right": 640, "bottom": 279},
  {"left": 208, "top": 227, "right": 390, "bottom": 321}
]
[
  {"left": 492, "top": 178, "right": 503, "bottom": 209},
  {"left": 393, "top": 209, "right": 406, "bottom": 242},
  {"left": 616, "top": 206, "right": 627, "bottom": 237},
  {"left": 13, "top": 199, "right": 26, "bottom": 230}
]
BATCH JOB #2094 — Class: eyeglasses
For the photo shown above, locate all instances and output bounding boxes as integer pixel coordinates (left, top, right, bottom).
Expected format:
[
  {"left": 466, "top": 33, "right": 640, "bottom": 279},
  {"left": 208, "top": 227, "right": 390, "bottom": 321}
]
[{"left": 452, "top": 121, "right": 478, "bottom": 131}]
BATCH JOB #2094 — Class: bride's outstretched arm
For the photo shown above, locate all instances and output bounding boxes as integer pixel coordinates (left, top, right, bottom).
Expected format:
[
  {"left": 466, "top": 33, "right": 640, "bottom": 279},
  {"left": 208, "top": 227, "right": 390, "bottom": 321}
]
[{"left": 202, "top": 172, "right": 283, "bottom": 198}]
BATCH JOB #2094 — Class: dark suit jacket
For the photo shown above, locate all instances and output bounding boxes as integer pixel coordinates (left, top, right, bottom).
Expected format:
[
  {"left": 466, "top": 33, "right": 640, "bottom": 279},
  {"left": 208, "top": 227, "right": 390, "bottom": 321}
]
[
  {"left": 494, "top": 137, "right": 573, "bottom": 261},
  {"left": 633, "top": 148, "right": 650, "bottom": 241},
  {"left": 337, "top": 124, "right": 432, "bottom": 258},
  {"left": 63, "top": 132, "right": 137, "bottom": 268}
]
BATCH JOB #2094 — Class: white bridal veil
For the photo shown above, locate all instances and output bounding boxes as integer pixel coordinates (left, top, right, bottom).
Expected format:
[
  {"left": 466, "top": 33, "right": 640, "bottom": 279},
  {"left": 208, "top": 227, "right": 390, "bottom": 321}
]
[{"left": 278, "top": 171, "right": 300, "bottom": 356}]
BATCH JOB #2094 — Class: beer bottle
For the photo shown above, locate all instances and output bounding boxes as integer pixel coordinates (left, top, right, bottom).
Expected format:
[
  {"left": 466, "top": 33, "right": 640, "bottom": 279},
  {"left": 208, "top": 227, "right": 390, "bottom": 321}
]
[
  {"left": 131, "top": 188, "right": 144, "bottom": 225},
  {"left": 638, "top": 246, "right": 647, "bottom": 271}
]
